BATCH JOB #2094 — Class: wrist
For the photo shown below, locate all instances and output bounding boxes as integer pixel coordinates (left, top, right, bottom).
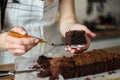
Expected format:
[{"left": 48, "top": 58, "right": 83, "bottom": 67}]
[
  {"left": 60, "top": 21, "right": 77, "bottom": 37},
  {"left": 0, "top": 32, "right": 7, "bottom": 51}
]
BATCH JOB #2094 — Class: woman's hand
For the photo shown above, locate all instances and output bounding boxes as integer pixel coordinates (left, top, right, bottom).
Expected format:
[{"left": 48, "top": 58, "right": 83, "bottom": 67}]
[
  {"left": 6, "top": 27, "right": 39, "bottom": 56},
  {"left": 65, "top": 24, "right": 96, "bottom": 54}
]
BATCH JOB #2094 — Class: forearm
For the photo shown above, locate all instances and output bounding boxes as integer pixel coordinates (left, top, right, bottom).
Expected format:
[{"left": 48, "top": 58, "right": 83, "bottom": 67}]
[
  {"left": 0, "top": 32, "right": 7, "bottom": 51},
  {"left": 60, "top": 17, "right": 77, "bottom": 37},
  {"left": 59, "top": 0, "right": 77, "bottom": 36}
]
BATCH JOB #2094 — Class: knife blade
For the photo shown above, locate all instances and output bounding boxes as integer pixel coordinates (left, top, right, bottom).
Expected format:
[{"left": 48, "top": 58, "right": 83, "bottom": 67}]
[{"left": 0, "top": 69, "right": 41, "bottom": 77}]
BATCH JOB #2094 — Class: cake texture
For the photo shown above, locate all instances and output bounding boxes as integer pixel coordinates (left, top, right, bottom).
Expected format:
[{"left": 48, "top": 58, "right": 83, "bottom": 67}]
[
  {"left": 34, "top": 50, "right": 120, "bottom": 80},
  {"left": 32, "top": 55, "right": 52, "bottom": 78},
  {"left": 65, "top": 30, "right": 87, "bottom": 46}
]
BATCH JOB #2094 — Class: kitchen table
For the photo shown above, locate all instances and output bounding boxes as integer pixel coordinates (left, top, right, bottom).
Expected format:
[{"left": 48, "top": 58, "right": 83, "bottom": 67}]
[{"left": 0, "top": 63, "right": 14, "bottom": 80}]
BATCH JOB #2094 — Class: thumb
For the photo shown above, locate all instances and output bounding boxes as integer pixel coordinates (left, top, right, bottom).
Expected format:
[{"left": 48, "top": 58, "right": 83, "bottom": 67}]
[
  {"left": 86, "top": 31, "right": 96, "bottom": 38},
  {"left": 10, "top": 27, "right": 27, "bottom": 35}
]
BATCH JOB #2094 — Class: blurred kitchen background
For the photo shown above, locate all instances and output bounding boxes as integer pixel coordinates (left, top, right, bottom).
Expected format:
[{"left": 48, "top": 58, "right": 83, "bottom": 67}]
[{"left": 74, "top": 0, "right": 120, "bottom": 50}]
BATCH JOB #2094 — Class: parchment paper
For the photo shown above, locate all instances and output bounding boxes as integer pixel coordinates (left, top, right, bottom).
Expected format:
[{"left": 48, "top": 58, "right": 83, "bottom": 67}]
[{"left": 15, "top": 56, "right": 120, "bottom": 80}]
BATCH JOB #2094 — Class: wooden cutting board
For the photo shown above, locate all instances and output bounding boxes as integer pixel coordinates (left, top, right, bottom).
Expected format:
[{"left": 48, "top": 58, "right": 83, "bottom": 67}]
[{"left": 0, "top": 63, "right": 14, "bottom": 80}]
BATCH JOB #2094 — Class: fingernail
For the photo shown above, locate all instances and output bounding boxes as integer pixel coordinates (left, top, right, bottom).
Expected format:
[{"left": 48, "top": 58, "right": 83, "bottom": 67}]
[
  {"left": 71, "top": 50, "right": 75, "bottom": 53},
  {"left": 68, "top": 48, "right": 71, "bottom": 51},
  {"left": 35, "top": 39, "right": 39, "bottom": 43},
  {"left": 77, "top": 48, "right": 81, "bottom": 50},
  {"left": 21, "top": 31, "right": 26, "bottom": 35},
  {"left": 65, "top": 48, "right": 67, "bottom": 50}
]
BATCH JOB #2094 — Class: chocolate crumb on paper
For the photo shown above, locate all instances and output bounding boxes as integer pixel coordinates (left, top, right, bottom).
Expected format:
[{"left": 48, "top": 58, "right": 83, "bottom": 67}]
[
  {"left": 84, "top": 77, "right": 91, "bottom": 80},
  {"left": 108, "top": 70, "right": 116, "bottom": 75}
]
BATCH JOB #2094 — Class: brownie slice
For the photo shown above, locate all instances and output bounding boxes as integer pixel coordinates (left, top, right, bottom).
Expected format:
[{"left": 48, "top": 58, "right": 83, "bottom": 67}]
[{"left": 65, "top": 30, "right": 87, "bottom": 45}]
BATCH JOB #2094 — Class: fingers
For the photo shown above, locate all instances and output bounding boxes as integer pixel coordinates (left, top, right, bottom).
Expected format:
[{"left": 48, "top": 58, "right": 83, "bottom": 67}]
[
  {"left": 8, "top": 49, "right": 28, "bottom": 56},
  {"left": 65, "top": 46, "right": 87, "bottom": 54},
  {"left": 8, "top": 49, "right": 27, "bottom": 56},
  {"left": 6, "top": 44, "right": 36, "bottom": 56},
  {"left": 10, "top": 27, "right": 27, "bottom": 35},
  {"left": 6, "top": 41, "right": 37, "bottom": 56},
  {"left": 86, "top": 31, "right": 96, "bottom": 38},
  {"left": 82, "top": 26, "right": 96, "bottom": 38},
  {"left": 6, "top": 38, "right": 38, "bottom": 55},
  {"left": 6, "top": 36, "right": 39, "bottom": 56},
  {"left": 6, "top": 42, "right": 35, "bottom": 50},
  {"left": 83, "top": 25, "right": 96, "bottom": 38},
  {"left": 70, "top": 24, "right": 96, "bottom": 38},
  {"left": 6, "top": 27, "right": 39, "bottom": 56},
  {"left": 7, "top": 35, "right": 39, "bottom": 45}
]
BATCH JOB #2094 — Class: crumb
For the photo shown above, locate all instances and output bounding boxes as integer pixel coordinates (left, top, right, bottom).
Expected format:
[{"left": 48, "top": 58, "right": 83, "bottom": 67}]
[
  {"left": 32, "top": 64, "right": 41, "bottom": 69},
  {"left": 51, "top": 43, "right": 55, "bottom": 46},
  {"left": 93, "top": 76, "right": 96, "bottom": 78},
  {"left": 28, "top": 67, "right": 31, "bottom": 69},
  {"left": 101, "top": 75, "right": 104, "bottom": 77},
  {"left": 16, "top": 66, "right": 18, "bottom": 69},
  {"left": 33, "top": 60, "right": 36, "bottom": 63},
  {"left": 84, "top": 77, "right": 91, "bottom": 80},
  {"left": 108, "top": 70, "right": 116, "bottom": 75}
]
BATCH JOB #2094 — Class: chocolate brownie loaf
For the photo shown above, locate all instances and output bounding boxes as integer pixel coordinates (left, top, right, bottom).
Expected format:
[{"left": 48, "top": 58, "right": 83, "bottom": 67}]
[
  {"left": 65, "top": 30, "right": 87, "bottom": 46},
  {"left": 50, "top": 50, "right": 120, "bottom": 80},
  {"left": 34, "top": 50, "right": 120, "bottom": 80}
]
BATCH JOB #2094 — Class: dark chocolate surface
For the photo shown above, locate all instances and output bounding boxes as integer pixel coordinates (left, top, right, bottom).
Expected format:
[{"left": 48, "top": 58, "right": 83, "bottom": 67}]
[{"left": 65, "top": 30, "right": 87, "bottom": 45}]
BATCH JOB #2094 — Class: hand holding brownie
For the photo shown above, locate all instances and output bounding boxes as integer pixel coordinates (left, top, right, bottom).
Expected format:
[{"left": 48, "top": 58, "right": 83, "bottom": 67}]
[
  {"left": 64, "top": 24, "right": 96, "bottom": 54},
  {"left": 59, "top": 1, "right": 96, "bottom": 54}
]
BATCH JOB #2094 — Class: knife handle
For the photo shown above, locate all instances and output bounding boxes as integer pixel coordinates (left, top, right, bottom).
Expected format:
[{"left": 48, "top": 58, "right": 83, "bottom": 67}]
[
  {"left": 8, "top": 31, "right": 45, "bottom": 43},
  {"left": 0, "top": 71, "right": 11, "bottom": 77}
]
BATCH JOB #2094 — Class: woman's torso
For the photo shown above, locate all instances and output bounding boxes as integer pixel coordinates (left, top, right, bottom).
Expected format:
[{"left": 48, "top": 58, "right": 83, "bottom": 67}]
[{"left": 0, "top": 0, "right": 60, "bottom": 64}]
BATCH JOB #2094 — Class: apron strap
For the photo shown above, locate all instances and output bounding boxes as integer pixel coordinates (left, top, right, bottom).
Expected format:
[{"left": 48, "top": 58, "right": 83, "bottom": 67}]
[{"left": 1, "top": 0, "right": 8, "bottom": 29}]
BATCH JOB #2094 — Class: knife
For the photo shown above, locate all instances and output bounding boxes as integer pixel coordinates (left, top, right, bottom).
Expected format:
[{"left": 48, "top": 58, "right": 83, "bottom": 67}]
[
  {"left": 8, "top": 31, "right": 65, "bottom": 47},
  {"left": 0, "top": 69, "right": 41, "bottom": 77},
  {"left": 8, "top": 31, "right": 86, "bottom": 47}
]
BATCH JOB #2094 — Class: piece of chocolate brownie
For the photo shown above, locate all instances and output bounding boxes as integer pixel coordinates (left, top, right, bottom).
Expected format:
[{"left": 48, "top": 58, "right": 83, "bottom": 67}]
[{"left": 65, "top": 30, "right": 87, "bottom": 46}]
